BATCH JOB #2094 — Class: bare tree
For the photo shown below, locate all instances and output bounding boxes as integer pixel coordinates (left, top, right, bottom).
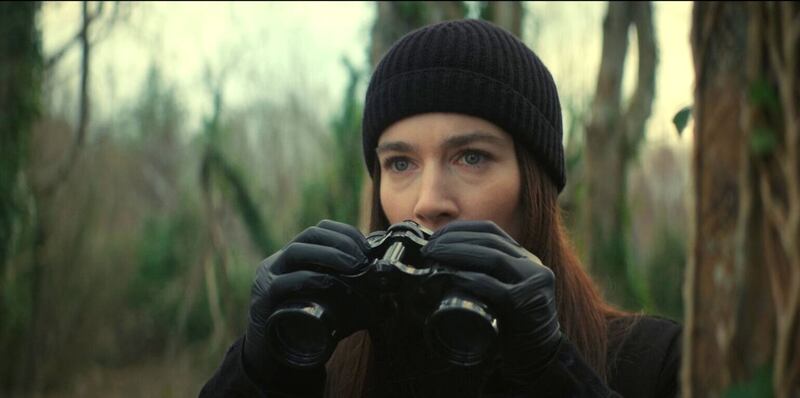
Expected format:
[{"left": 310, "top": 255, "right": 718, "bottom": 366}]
[
  {"left": 684, "top": 2, "right": 800, "bottom": 397},
  {"left": 197, "top": 84, "right": 279, "bottom": 351},
  {"left": 583, "top": 1, "right": 657, "bottom": 309},
  {"left": 21, "top": 2, "right": 100, "bottom": 392},
  {"left": 7, "top": 3, "right": 140, "bottom": 392},
  {"left": 41, "top": 1, "right": 101, "bottom": 195}
]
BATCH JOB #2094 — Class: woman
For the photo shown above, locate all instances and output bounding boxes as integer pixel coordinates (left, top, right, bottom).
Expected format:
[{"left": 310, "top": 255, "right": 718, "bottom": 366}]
[{"left": 201, "top": 19, "right": 680, "bottom": 397}]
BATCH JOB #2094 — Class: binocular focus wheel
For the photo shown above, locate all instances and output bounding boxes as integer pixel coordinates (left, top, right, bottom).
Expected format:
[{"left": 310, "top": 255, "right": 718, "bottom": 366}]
[
  {"left": 425, "top": 296, "right": 499, "bottom": 367},
  {"left": 264, "top": 302, "right": 335, "bottom": 369}
]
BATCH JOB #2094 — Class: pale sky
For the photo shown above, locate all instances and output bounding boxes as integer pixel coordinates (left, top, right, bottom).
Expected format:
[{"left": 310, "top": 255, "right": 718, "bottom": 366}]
[{"left": 40, "top": 1, "right": 694, "bottom": 148}]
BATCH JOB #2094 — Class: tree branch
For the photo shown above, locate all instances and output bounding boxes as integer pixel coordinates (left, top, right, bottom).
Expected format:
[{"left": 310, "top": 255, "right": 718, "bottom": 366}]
[
  {"left": 588, "top": 2, "right": 630, "bottom": 141},
  {"left": 40, "top": 1, "right": 91, "bottom": 196},
  {"left": 43, "top": 2, "right": 103, "bottom": 70},
  {"left": 623, "top": 1, "right": 657, "bottom": 156}
]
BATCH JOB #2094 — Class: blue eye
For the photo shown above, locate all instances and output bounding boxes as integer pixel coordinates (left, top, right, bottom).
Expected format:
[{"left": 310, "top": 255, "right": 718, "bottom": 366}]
[
  {"left": 463, "top": 152, "right": 483, "bottom": 165},
  {"left": 458, "top": 150, "right": 493, "bottom": 167},
  {"left": 391, "top": 158, "right": 410, "bottom": 172},
  {"left": 380, "top": 156, "right": 414, "bottom": 173}
]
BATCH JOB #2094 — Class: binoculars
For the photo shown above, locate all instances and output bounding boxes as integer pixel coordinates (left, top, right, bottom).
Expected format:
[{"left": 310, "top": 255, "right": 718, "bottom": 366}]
[{"left": 264, "top": 220, "right": 499, "bottom": 369}]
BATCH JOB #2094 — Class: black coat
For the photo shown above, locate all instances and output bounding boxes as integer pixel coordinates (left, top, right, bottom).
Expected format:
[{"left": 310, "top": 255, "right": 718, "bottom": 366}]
[{"left": 199, "top": 316, "right": 680, "bottom": 397}]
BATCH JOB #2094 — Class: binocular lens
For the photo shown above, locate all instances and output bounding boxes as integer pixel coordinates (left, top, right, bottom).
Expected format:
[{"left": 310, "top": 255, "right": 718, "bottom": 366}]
[
  {"left": 426, "top": 296, "right": 498, "bottom": 366},
  {"left": 265, "top": 302, "right": 333, "bottom": 368}
]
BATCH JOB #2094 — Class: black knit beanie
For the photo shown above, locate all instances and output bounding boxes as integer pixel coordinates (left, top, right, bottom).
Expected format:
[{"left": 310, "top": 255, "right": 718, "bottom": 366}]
[{"left": 362, "top": 18, "right": 566, "bottom": 192}]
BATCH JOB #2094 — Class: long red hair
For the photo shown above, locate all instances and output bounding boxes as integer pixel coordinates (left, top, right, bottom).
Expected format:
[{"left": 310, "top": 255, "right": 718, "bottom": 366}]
[{"left": 325, "top": 145, "right": 625, "bottom": 397}]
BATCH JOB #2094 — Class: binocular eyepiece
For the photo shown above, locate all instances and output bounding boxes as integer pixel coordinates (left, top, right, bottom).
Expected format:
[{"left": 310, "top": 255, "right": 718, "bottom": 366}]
[{"left": 263, "top": 221, "right": 499, "bottom": 369}]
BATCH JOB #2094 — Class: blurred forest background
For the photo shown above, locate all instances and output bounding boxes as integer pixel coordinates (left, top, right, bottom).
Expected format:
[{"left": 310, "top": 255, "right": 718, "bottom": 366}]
[{"left": 1, "top": 1, "right": 797, "bottom": 397}]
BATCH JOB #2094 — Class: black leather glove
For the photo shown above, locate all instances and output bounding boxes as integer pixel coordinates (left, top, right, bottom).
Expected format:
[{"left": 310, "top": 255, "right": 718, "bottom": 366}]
[
  {"left": 420, "top": 220, "right": 563, "bottom": 386},
  {"left": 243, "top": 220, "right": 372, "bottom": 393}
]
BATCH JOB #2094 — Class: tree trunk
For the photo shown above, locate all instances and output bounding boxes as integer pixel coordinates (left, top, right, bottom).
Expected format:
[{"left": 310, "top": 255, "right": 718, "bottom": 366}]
[
  {"left": 370, "top": 2, "right": 463, "bottom": 67},
  {"left": 583, "top": 2, "right": 657, "bottom": 309},
  {"left": 482, "top": 1, "right": 523, "bottom": 37},
  {"left": 0, "top": 2, "right": 40, "bottom": 274},
  {"left": 684, "top": 2, "right": 800, "bottom": 397},
  {"left": 0, "top": 2, "right": 42, "bottom": 391}
]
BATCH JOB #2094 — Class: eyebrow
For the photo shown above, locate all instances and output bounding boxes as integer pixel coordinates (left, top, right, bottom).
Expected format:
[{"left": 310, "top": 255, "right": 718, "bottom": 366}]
[
  {"left": 442, "top": 131, "right": 504, "bottom": 148},
  {"left": 375, "top": 131, "right": 504, "bottom": 155},
  {"left": 375, "top": 141, "right": 415, "bottom": 154}
]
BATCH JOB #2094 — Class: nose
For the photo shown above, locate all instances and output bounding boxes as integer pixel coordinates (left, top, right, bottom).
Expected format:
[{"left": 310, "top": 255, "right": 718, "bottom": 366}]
[{"left": 412, "top": 166, "right": 458, "bottom": 231}]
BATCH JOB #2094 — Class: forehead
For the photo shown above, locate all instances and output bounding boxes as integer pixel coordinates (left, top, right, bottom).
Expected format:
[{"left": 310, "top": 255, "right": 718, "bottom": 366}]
[{"left": 378, "top": 113, "right": 512, "bottom": 146}]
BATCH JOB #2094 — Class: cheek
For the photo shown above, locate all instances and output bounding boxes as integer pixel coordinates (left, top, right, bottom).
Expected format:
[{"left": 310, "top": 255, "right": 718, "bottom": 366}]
[
  {"left": 467, "top": 173, "right": 522, "bottom": 236},
  {"left": 379, "top": 182, "right": 408, "bottom": 224}
]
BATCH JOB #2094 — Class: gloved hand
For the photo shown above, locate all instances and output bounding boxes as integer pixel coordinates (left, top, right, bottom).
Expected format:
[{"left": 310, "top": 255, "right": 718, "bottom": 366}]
[
  {"left": 243, "top": 220, "right": 372, "bottom": 388},
  {"left": 420, "top": 220, "right": 563, "bottom": 385}
]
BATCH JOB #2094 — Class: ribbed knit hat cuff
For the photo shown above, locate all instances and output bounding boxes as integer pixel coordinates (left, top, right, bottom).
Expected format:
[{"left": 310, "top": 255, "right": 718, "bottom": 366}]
[{"left": 363, "top": 67, "right": 566, "bottom": 191}]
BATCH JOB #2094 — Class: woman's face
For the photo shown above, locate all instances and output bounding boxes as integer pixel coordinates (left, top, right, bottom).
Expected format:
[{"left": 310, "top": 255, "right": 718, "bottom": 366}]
[{"left": 377, "top": 113, "right": 523, "bottom": 241}]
